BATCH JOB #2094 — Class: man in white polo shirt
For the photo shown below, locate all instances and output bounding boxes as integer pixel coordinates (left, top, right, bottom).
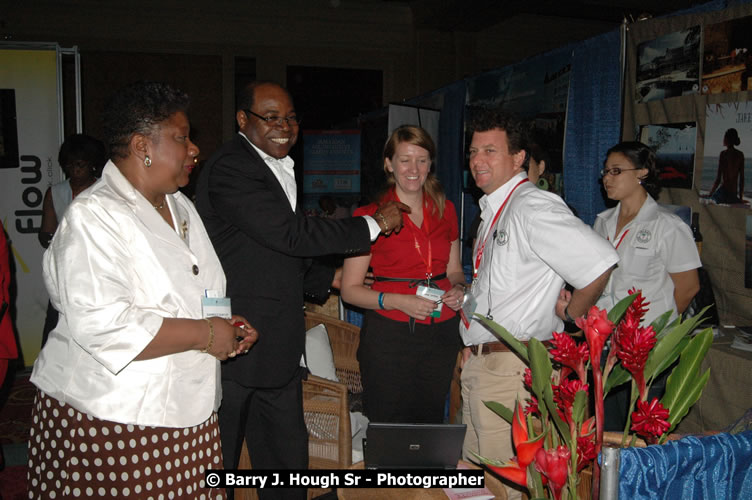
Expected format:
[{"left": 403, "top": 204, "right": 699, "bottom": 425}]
[{"left": 461, "top": 108, "right": 618, "bottom": 499}]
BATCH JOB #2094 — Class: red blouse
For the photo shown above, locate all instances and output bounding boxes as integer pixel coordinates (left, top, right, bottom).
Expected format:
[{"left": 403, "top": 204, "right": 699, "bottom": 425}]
[
  {"left": 353, "top": 190, "right": 459, "bottom": 324},
  {"left": 0, "top": 221, "right": 18, "bottom": 361}
]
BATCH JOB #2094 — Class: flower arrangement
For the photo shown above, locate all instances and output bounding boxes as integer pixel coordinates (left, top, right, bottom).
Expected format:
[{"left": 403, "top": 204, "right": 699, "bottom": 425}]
[{"left": 474, "top": 290, "right": 713, "bottom": 500}]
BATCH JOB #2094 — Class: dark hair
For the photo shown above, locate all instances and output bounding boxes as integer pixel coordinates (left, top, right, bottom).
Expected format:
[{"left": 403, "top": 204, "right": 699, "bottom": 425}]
[
  {"left": 605, "top": 141, "right": 661, "bottom": 198},
  {"left": 724, "top": 128, "right": 740, "bottom": 147},
  {"left": 236, "top": 80, "right": 288, "bottom": 112},
  {"left": 527, "top": 142, "right": 551, "bottom": 173},
  {"left": 58, "top": 134, "right": 106, "bottom": 173},
  {"left": 382, "top": 125, "right": 446, "bottom": 217},
  {"left": 467, "top": 108, "right": 529, "bottom": 169},
  {"left": 103, "top": 81, "right": 190, "bottom": 159}
]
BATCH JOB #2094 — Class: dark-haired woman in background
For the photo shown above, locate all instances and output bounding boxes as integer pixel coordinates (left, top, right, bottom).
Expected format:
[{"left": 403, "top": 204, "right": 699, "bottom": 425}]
[
  {"left": 709, "top": 127, "right": 746, "bottom": 205},
  {"left": 38, "top": 134, "right": 106, "bottom": 347},
  {"left": 595, "top": 141, "right": 700, "bottom": 325},
  {"left": 340, "top": 125, "right": 464, "bottom": 423},
  {"left": 38, "top": 134, "right": 105, "bottom": 248},
  {"left": 28, "top": 81, "right": 257, "bottom": 498}
]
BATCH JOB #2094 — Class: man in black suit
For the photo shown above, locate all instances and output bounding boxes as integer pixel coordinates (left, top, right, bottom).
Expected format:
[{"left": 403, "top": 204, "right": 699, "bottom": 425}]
[{"left": 195, "top": 81, "right": 406, "bottom": 499}]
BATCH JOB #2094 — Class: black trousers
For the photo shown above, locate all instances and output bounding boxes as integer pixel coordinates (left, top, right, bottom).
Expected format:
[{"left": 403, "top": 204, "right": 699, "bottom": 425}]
[
  {"left": 357, "top": 311, "right": 461, "bottom": 423},
  {"left": 219, "top": 367, "right": 308, "bottom": 500}
]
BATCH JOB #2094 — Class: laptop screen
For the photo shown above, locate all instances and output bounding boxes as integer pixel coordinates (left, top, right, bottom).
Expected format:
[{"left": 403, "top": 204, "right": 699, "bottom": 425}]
[{"left": 363, "top": 423, "right": 467, "bottom": 470}]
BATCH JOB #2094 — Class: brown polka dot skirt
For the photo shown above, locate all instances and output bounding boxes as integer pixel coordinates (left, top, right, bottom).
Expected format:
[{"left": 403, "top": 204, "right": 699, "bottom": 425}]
[{"left": 27, "top": 390, "right": 227, "bottom": 499}]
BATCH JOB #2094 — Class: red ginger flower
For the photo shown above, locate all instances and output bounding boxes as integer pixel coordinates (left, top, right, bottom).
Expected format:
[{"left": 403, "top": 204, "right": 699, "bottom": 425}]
[
  {"left": 576, "top": 306, "right": 614, "bottom": 366},
  {"left": 553, "top": 378, "right": 588, "bottom": 424},
  {"left": 524, "top": 396, "right": 540, "bottom": 417},
  {"left": 626, "top": 287, "right": 650, "bottom": 322},
  {"left": 631, "top": 397, "right": 670, "bottom": 442},
  {"left": 576, "top": 418, "right": 597, "bottom": 472},
  {"left": 617, "top": 325, "right": 656, "bottom": 375},
  {"left": 550, "top": 331, "right": 589, "bottom": 382},
  {"left": 486, "top": 401, "right": 544, "bottom": 487},
  {"left": 535, "top": 446, "right": 571, "bottom": 500},
  {"left": 523, "top": 368, "right": 533, "bottom": 389}
]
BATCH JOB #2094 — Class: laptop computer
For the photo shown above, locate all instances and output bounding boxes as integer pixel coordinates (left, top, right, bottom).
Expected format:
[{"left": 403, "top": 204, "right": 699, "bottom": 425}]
[{"left": 363, "top": 423, "right": 467, "bottom": 469}]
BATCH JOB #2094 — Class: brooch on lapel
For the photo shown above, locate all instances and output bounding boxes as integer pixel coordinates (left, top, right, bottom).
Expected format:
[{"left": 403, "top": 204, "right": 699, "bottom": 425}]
[{"left": 181, "top": 220, "right": 188, "bottom": 240}]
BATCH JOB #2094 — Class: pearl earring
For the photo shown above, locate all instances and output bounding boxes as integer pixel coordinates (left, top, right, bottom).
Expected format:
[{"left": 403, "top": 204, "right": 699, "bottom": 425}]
[{"left": 144, "top": 155, "right": 152, "bottom": 167}]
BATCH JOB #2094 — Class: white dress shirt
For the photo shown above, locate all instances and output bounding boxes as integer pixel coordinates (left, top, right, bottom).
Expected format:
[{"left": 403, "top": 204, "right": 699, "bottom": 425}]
[
  {"left": 461, "top": 172, "right": 619, "bottom": 345},
  {"left": 238, "top": 132, "right": 381, "bottom": 238},
  {"left": 594, "top": 195, "right": 701, "bottom": 325},
  {"left": 31, "top": 161, "right": 226, "bottom": 428}
]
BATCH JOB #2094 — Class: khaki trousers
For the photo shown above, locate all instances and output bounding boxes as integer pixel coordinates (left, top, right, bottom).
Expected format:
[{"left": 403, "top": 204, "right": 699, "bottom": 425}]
[{"left": 461, "top": 350, "right": 530, "bottom": 500}]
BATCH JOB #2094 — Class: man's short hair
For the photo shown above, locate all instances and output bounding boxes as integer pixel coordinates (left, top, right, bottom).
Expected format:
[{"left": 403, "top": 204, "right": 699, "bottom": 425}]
[
  {"left": 467, "top": 108, "right": 528, "bottom": 155},
  {"left": 236, "top": 81, "right": 289, "bottom": 112}
]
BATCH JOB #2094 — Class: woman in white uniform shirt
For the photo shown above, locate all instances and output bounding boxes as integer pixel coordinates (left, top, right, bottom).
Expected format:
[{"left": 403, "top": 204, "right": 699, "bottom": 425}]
[
  {"left": 596, "top": 142, "right": 701, "bottom": 431},
  {"left": 28, "top": 81, "right": 257, "bottom": 499},
  {"left": 594, "top": 141, "right": 700, "bottom": 325}
]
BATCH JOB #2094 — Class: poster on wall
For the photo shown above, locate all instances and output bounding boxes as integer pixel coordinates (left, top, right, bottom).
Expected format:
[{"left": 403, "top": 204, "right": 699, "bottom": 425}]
[
  {"left": 635, "top": 26, "right": 700, "bottom": 103},
  {"left": 0, "top": 45, "right": 64, "bottom": 365},
  {"left": 301, "top": 130, "right": 361, "bottom": 216},
  {"left": 638, "top": 122, "right": 696, "bottom": 189},
  {"left": 467, "top": 47, "right": 571, "bottom": 196},
  {"left": 702, "top": 16, "right": 752, "bottom": 94},
  {"left": 701, "top": 102, "right": 752, "bottom": 207}
]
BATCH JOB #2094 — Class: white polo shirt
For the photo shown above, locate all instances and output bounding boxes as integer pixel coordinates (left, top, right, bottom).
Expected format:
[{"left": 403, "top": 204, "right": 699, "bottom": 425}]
[
  {"left": 461, "top": 172, "right": 619, "bottom": 345},
  {"left": 594, "top": 195, "right": 701, "bottom": 325}
]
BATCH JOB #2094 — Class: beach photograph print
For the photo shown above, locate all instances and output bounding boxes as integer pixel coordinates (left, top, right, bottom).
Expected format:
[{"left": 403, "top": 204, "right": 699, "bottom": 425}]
[
  {"left": 701, "top": 102, "right": 752, "bottom": 207},
  {"left": 638, "top": 122, "right": 696, "bottom": 189},
  {"left": 636, "top": 26, "right": 700, "bottom": 103},
  {"left": 702, "top": 15, "right": 752, "bottom": 94}
]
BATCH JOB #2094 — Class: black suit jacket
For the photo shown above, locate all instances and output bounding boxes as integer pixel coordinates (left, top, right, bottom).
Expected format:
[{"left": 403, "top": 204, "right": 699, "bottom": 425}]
[{"left": 195, "top": 134, "right": 371, "bottom": 388}]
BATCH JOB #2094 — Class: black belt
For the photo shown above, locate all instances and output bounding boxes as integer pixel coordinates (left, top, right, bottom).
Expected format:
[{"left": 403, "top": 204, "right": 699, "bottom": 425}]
[
  {"left": 373, "top": 272, "right": 447, "bottom": 333},
  {"left": 373, "top": 272, "right": 447, "bottom": 289}
]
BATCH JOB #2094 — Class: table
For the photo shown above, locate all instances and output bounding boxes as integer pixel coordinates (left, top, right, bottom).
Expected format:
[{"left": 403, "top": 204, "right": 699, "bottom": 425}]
[
  {"left": 675, "top": 328, "right": 752, "bottom": 434},
  {"left": 337, "top": 460, "right": 507, "bottom": 500}
]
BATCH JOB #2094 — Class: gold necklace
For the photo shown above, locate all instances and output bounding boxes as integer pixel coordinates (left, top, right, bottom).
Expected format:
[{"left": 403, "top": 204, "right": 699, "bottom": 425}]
[{"left": 152, "top": 198, "right": 166, "bottom": 210}]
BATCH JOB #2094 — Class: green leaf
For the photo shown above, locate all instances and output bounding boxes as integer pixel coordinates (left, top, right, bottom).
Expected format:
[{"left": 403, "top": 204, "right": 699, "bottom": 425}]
[
  {"left": 607, "top": 293, "right": 638, "bottom": 325},
  {"left": 664, "top": 368, "right": 710, "bottom": 433},
  {"left": 529, "top": 339, "right": 569, "bottom": 438},
  {"left": 474, "top": 314, "right": 529, "bottom": 363},
  {"left": 650, "top": 310, "right": 674, "bottom": 337},
  {"left": 604, "top": 364, "right": 631, "bottom": 395},
  {"left": 644, "top": 307, "right": 710, "bottom": 381},
  {"left": 648, "top": 337, "right": 689, "bottom": 384},
  {"left": 484, "top": 400, "right": 513, "bottom": 424},
  {"left": 661, "top": 329, "right": 713, "bottom": 421},
  {"left": 572, "top": 389, "right": 587, "bottom": 428}
]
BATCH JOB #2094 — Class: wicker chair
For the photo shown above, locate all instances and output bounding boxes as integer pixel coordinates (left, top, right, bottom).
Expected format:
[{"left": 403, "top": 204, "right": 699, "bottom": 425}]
[{"left": 303, "top": 311, "right": 362, "bottom": 396}]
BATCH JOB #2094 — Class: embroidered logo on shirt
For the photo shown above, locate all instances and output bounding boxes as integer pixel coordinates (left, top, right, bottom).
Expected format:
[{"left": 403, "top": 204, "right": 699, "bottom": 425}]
[
  {"left": 636, "top": 229, "right": 651, "bottom": 244},
  {"left": 495, "top": 229, "right": 509, "bottom": 246}
]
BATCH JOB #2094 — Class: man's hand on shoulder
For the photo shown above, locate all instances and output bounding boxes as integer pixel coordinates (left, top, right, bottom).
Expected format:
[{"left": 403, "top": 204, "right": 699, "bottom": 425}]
[{"left": 373, "top": 201, "right": 411, "bottom": 235}]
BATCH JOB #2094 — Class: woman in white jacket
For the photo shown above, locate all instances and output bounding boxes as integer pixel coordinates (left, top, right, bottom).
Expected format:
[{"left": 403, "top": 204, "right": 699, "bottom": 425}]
[{"left": 29, "top": 81, "right": 257, "bottom": 499}]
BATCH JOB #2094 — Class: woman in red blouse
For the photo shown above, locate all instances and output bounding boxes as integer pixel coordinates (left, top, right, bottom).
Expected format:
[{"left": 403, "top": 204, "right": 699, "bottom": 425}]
[{"left": 341, "top": 125, "right": 466, "bottom": 423}]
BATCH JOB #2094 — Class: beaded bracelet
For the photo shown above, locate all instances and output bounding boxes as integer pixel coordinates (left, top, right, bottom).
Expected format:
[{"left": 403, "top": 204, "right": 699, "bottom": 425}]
[
  {"left": 378, "top": 292, "right": 386, "bottom": 310},
  {"left": 201, "top": 318, "right": 215, "bottom": 353}
]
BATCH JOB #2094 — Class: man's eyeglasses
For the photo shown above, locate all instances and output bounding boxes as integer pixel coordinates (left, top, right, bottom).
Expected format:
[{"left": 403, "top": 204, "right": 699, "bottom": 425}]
[
  {"left": 600, "top": 167, "right": 639, "bottom": 177},
  {"left": 244, "top": 109, "right": 301, "bottom": 127}
]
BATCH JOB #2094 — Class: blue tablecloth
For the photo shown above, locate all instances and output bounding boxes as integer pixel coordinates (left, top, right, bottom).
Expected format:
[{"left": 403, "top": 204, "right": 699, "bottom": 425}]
[{"left": 617, "top": 431, "right": 752, "bottom": 499}]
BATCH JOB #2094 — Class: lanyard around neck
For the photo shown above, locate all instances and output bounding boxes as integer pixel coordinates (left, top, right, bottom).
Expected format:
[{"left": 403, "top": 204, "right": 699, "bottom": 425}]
[
  {"left": 405, "top": 197, "right": 433, "bottom": 282},
  {"left": 473, "top": 178, "right": 528, "bottom": 279}
]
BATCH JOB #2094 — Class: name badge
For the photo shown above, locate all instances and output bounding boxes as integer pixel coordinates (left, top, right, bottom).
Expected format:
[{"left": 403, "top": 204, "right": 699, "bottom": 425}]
[
  {"left": 202, "top": 289, "right": 231, "bottom": 319},
  {"left": 459, "top": 294, "right": 478, "bottom": 329},
  {"left": 416, "top": 285, "right": 443, "bottom": 318}
]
